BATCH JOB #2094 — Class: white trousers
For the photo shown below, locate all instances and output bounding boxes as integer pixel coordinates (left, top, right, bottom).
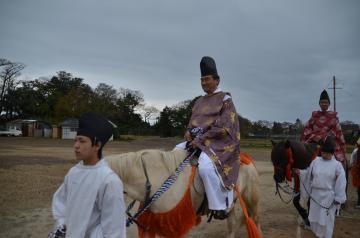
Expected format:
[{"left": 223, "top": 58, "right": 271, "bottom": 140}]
[{"left": 175, "top": 142, "right": 233, "bottom": 210}]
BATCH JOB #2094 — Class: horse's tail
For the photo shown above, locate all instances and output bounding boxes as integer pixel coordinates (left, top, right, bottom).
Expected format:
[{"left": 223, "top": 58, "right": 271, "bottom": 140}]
[
  {"left": 237, "top": 153, "right": 262, "bottom": 237},
  {"left": 235, "top": 185, "right": 262, "bottom": 238}
]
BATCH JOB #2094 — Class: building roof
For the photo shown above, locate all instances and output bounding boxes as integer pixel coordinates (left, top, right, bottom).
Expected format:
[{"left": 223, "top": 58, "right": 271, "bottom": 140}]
[
  {"left": 59, "top": 117, "right": 117, "bottom": 129},
  {"left": 59, "top": 118, "right": 79, "bottom": 127}
]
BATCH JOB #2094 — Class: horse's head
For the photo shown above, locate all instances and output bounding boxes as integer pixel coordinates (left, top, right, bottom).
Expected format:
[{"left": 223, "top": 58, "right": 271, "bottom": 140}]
[{"left": 270, "top": 140, "right": 292, "bottom": 183}]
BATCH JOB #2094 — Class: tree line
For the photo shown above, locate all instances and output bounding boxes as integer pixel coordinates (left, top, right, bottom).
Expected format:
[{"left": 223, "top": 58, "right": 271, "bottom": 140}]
[{"left": 1, "top": 58, "right": 358, "bottom": 141}]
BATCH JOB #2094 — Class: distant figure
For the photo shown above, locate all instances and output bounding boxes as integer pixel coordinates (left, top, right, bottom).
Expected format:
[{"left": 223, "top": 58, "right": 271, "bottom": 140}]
[
  {"left": 301, "top": 90, "right": 346, "bottom": 165},
  {"left": 350, "top": 137, "right": 360, "bottom": 208},
  {"left": 175, "top": 56, "right": 240, "bottom": 220},
  {"left": 299, "top": 136, "right": 346, "bottom": 238},
  {"left": 48, "top": 112, "right": 126, "bottom": 238}
]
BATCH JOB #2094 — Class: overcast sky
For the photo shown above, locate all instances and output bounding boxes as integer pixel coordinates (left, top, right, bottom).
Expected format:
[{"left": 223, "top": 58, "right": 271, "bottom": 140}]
[{"left": 1, "top": 0, "right": 359, "bottom": 124}]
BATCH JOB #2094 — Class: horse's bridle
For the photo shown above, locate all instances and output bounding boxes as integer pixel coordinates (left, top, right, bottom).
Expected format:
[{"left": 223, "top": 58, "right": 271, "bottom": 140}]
[{"left": 273, "top": 146, "right": 297, "bottom": 204}]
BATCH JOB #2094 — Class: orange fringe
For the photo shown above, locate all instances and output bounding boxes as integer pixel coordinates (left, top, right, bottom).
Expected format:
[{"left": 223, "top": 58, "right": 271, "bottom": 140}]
[
  {"left": 351, "top": 165, "right": 360, "bottom": 188},
  {"left": 235, "top": 185, "right": 262, "bottom": 238},
  {"left": 138, "top": 166, "right": 201, "bottom": 238},
  {"left": 240, "top": 152, "right": 253, "bottom": 165}
]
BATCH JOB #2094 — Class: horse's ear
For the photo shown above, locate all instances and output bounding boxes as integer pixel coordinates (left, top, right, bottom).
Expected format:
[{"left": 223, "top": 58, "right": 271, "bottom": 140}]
[
  {"left": 284, "top": 140, "right": 291, "bottom": 148},
  {"left": 270, "top": 140, "right": 276, "bottom": 147}
]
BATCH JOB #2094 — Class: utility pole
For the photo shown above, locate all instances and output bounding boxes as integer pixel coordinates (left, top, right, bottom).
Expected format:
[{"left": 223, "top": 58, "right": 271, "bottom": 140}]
[{"left": 328, "top": 76, "right": 342, "bottom": 112}]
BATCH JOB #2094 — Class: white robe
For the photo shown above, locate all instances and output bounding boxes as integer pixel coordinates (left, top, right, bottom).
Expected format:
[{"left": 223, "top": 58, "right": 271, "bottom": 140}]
[
  {"left": 52, "top": 159, "right": 126, "bottom": 238},
  {"left": 175, "top": 142, "right": 233, "bottom": 210},
  {"left": 350, "top": 148, "right": 358, "bottom": 166},
  {"left": 301, "top": 156, "right": 346, "bottom": 238}
]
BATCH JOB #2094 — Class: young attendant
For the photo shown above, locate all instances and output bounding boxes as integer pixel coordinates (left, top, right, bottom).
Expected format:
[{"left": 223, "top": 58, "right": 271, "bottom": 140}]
[
  {"left": 350, "top": 137, "right": 360, "bottom": 208},
  {"left": 301, "top": 136, "right": 346, "bottom": 238},
  {"left": 48, "top": 112, "right": 126, "bottom": 238}
]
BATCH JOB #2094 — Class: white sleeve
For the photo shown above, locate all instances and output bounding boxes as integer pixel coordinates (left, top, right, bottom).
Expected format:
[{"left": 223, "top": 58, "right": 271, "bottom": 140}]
[
  {"left": 100, "top": 175, "right": 126, "bottom": 238},
  {"left": 334, "top": 162, "right": 347, "bottom": 204},
  {"left": 52, "top": 181, "right": 67, "bottom": 227},
  {"left": 223, "top": 94, "right": 231, "bottom": 101},
  {"left": 300, "top": 159, "right": 316, "bottom": 200},
  {"left": 299, "top": 168, "right": 309, "bottom": 201},
  {"left": 350, "top": 148, "right": 358, "bottom": 166}
]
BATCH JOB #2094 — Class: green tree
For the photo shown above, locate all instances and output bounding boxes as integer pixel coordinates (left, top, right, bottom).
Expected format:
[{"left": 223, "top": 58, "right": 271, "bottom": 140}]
[
  {"left": 54, "top": 84, "right": 94, "bottom": 123},
  {"left": 92, "top": 83, "right": 118, "bottom": 119},
  {"left": 115, "top": 88, "right": 145, "bottom": 134},
  {"left": 272, "top": 122, "right": 283, "bottom": 134},
  {"left": 238, "top": 115, "right": 252, "bottom": 138}
]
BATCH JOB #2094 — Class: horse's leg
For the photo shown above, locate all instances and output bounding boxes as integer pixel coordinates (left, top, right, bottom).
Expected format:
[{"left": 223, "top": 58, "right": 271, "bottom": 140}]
[
  {"left": 240, "top": 164, "right": 262, "bottom": 234},
  {"left": 293, "top": 193, "right": 309, "bottom": 226},
  {"left": 226, "top": 207, "right": 238, "bottom": 238},
  {"left": 244, "top": 191, "right": 261, "bottom": 234}
]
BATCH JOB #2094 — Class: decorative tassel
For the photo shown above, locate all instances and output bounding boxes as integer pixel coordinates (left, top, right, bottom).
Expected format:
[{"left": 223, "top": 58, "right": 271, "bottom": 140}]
[
  {"left": 285, "top": 148, "right": 294, "bottom": 182},
  {"left": 240, "top": 152, "right": 253, "bottom": 165},
  {"left": 138, "top": 166, "right": 201, "bottom": 238},
  {"left": 235, "top": 185, "right": 262, "bottom": 238}
]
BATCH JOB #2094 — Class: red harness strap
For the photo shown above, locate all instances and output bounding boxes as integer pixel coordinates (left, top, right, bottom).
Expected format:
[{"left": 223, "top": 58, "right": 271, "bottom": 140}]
[{"left": 285, "top": 148, "right": 294, "bottom": 182}]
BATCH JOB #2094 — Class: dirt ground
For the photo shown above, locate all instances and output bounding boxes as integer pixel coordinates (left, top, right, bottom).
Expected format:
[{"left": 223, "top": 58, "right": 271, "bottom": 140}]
[{"left": 0, "top": 137, "right": 359, "bottom": 238}]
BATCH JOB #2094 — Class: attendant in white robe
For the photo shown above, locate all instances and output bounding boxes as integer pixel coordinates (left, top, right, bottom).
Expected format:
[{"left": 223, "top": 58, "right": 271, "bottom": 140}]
[
  {"left": 350, "top": 137, "right": 360, "bottom": 208},
  {"left": 300, "top": 136, "right": 346, "bottom": 238},
  {"left": 49, "top": 112, "right": 126, "bottom": 238}
]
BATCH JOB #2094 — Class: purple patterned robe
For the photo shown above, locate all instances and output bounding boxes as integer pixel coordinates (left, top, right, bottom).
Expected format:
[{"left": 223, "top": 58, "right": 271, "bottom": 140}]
[{"left": 189, "top": 91, "right": 240, "bottom": 188}]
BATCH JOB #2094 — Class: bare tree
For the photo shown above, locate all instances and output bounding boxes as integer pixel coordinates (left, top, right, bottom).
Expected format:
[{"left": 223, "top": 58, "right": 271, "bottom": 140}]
[
  {"left": 138, "top": 105, "right": 160, "bottom": 123},
  {"left": 0, "top": 58, "right": 12, "bottom": 67},
  {"left": 0, "top": 59, "right": 25, "bottom": 116}
]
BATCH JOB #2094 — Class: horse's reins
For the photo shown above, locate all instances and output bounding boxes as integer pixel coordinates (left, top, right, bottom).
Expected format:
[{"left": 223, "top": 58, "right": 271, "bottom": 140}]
[
  {"left": 275, "top": 146, "right": 335, "bottom": 215},
  {"left": 126, "top": 150, "right": 197, "bottom": 227},
  {"left": 275, "top": 180, "right": 298, "bottom": 204},
  {"left": 274, "top": 147, "right": 297, "bottom": 204},
  {"left": 298, "top": 167, "right": 335, "bottom": 215}
]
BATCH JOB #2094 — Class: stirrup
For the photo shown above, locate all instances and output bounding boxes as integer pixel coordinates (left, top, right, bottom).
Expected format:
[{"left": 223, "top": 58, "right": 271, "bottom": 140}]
[{"left": 212, "top": 210, "right": 229, "bottom": 220}]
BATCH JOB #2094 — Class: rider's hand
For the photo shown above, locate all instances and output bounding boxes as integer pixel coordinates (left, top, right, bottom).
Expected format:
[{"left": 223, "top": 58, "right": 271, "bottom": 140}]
[
  {"left": 184, "top": 130, "right": 192, "bottom": 142},
  {"left": 188, "top": 141, "right": 196, "bottom": 149},
  {"left": 293, "top": 168, "right": 300, "bottom": 176}
]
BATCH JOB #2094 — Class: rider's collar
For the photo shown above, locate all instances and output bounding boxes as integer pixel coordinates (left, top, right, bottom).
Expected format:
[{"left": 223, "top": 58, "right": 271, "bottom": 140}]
[{"left": 205, "top": 87, "right": 222, "bottom": 96}]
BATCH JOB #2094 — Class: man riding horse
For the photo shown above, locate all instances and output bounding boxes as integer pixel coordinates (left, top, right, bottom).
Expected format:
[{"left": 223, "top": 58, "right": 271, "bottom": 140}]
[
  {"left": 301, "top": 89, "right": 347, "bottom": 167},
  {"left": 175, "top": 56, "right": 240, "bottom": 220}
]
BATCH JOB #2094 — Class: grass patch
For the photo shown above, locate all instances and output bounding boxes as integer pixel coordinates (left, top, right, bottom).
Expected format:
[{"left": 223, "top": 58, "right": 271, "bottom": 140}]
[{"left": 240, "top": 139, "right": 272, "bottom": 149}]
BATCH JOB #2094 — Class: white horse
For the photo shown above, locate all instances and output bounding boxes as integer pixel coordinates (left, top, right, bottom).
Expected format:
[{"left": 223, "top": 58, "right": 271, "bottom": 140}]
[{"left": 105, "top": 149, "right": 261, "bottom": 238}]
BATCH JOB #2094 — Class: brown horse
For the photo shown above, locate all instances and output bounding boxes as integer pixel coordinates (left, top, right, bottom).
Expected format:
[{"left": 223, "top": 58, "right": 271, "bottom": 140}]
[
  {"left": 271, "top": 139, "right": 349, "bottom": 226},
  {"left": 270, "top": 140, "right": 316, "bottom": 226},
  {"left": 105, "top": 149, "right": 261, "bottom": 238}
]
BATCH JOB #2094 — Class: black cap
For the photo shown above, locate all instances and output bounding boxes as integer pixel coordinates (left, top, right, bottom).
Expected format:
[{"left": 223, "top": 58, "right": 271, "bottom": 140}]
[
  {"left": 77, "top": 112, "right": 113, "bottom": 148},
  {"left": 200, "top": 56, "right": 219, "bottom": 78},
  {"left": 321, "top": 136, "right": 335, "bottom": 154},
  {"left": 319, "top": 90, "right": 330, "bottom": 104}
]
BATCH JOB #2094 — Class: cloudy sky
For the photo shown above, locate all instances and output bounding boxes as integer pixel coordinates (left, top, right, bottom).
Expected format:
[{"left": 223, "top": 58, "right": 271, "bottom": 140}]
[{"left": 1, "top": 0, "right": 359, "bottom": 124}]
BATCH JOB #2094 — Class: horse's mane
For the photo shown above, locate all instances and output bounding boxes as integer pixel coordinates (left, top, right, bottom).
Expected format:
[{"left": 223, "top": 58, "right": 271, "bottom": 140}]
[
  {"left": 289, "top": 141, "right": 314, "bottom": 169},
  {"left": 271, "top": 140, "right": 313, "bottom": 169},
  {"left": 105, "top": 149, "right": 188, "bottom": 182}
]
